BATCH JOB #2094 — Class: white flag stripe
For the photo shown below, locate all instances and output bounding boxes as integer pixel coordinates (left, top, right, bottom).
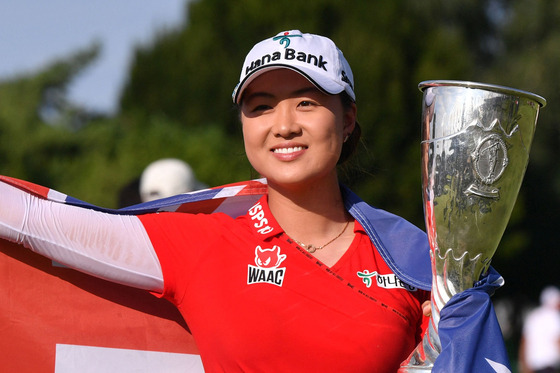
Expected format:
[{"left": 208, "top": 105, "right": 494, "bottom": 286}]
[
  {"left": 485, "top": 358, "right": 512, "bottom": 373},
  {"left": 212, "top": 194, "right": 263, "bottom": 218},
  {"left": 47, "top": 189, "right": 68, "bottom": 202},
  {"left": 55, "top": 344, "right": 205, "bottom": 373},
  {"left": 213, "top": 185, "right": 247, "bottom": 198}
]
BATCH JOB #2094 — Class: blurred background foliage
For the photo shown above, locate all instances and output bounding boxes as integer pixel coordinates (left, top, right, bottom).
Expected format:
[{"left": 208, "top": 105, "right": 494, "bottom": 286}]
[{"left": 0, "top": 0, "right": 558, "bottom": 365}]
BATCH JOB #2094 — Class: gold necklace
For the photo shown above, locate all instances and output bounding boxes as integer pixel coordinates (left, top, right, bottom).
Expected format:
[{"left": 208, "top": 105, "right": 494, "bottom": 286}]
[{"left": 290, "top": 220, "right": 350, "bottom": 253}]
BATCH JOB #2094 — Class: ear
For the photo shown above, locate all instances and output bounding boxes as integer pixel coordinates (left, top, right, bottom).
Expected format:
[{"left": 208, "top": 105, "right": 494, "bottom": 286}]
[{"left": 343, "top": 102, "right": 357, "bottom": 135}]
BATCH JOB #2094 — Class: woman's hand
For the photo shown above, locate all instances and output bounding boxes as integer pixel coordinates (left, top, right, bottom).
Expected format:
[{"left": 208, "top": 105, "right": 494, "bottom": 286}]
[{"left": 422, "top": 300, "right": 432, "bottom": 318}]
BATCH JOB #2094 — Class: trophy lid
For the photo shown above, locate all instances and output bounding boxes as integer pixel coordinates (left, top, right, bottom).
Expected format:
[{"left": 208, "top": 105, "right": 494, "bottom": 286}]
[{"left": 419, "top": 80, "right": 547, "bottom": 108}]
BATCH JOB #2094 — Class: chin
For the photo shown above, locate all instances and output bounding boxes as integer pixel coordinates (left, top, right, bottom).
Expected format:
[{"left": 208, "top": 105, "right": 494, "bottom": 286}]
[
  {"left": 267, "top": 172, "right": 334, "bottom": 190},
  {"left": 254, "top": 161, "right": 338, "bottom": 188}
]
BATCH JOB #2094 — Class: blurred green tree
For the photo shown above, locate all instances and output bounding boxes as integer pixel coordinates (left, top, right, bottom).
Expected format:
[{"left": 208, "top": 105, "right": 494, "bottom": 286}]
[
  {"left": 0, "top": 44, "right": 101, "bottom": 183},
  {"left": 481, "top": 0, "right": 560, "bottom": 300}
]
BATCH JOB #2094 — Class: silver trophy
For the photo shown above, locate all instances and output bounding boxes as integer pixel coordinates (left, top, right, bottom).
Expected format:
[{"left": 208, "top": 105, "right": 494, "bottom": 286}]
[{"left": 399, "top": 80, "right": 546, "bottom": 371}]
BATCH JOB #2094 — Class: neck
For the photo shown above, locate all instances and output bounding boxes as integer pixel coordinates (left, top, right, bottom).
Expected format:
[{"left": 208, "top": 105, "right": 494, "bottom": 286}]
[{"left": 266, "top": 175, "right": 349, "bottom": 241}]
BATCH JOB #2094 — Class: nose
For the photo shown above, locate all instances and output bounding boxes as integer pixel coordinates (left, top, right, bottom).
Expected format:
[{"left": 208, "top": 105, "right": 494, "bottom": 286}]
[{"left": 271, "top": 103, "right": 302, "bottom": 138}]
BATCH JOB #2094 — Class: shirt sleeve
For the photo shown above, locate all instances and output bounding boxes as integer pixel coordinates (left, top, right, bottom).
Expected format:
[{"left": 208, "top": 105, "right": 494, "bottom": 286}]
[
  {"left": 0, "top": 180, "right": 164, "bottom": 292},
  {"left": 138, "top": 211, "right": 237, "bottom": 305}
]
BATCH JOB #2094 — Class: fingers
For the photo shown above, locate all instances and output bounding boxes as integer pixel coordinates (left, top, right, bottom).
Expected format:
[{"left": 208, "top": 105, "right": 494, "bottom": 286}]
[{"left": 422, "top": 300, "right": 432, "bottom": 318}]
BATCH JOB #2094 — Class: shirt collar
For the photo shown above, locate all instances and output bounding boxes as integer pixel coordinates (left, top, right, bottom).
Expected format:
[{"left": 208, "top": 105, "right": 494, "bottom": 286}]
[
  {"left": 246, "top": 194, "right": 365, "bottom": 240},
  {"left": 245, "top": 195, "right": 284, "bottom": 240}
]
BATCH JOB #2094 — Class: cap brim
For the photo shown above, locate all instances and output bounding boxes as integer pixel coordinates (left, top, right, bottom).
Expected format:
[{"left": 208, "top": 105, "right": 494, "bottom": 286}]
[{"left": 233, "top": 64, "right": 347, "bottom": 104}]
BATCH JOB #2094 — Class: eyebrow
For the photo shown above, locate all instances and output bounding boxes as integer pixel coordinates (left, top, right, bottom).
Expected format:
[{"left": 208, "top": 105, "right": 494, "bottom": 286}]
[{"left": 242, "top": 91, "right": 274, "bottom": 103}]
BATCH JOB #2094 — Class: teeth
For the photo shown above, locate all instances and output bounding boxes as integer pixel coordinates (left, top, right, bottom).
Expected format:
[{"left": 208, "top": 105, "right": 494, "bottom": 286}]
[{"left": 274, "top": 146, "right": 304, "bottom": 154}]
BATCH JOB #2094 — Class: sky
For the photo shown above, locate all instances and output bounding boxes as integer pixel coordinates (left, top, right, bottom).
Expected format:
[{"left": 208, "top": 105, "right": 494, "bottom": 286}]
[{"left": 0, "top": 0, "right": 188, "bottom": 114}]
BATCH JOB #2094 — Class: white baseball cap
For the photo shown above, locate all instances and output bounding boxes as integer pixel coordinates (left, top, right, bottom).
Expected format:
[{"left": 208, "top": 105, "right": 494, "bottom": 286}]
[
  {"left": 232, "top": 30, "right": 355, "bottom": 104},
  {"left": 139, "top": 158, "right": 206, "bottom": 202}
]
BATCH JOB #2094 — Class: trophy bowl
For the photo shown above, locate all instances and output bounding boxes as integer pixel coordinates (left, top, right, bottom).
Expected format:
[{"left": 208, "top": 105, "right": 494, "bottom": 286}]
[{"left": 399, "top": 80, "right": 546, "bottom": 371}]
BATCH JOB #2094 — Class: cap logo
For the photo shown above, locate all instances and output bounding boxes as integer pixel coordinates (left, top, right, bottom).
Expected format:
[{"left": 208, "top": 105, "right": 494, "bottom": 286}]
[
  {"left": 341, "top": 70, "right": 354, "bottom": 90},
  {"left": 272, "top": 31, "right": 302, "bottom": 48},
  {"left": 245, "top": 48, "right": 329, "bottom": 76}
]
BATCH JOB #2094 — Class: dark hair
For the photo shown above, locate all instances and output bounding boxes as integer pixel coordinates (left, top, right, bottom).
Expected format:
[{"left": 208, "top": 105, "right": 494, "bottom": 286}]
[{"left": 338, "top": 92, "right": 361, "bottom": 165}]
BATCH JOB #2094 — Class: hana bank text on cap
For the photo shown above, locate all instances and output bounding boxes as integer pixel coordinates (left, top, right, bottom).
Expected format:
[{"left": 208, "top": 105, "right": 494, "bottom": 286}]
[{"left": 232, "top": 30, "right": 355, "bottom": 104}]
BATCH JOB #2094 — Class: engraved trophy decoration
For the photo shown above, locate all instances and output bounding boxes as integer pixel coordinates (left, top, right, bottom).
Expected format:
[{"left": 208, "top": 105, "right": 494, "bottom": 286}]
[{"left": 399, "top": 80, "right": 546, "bottom": 371}]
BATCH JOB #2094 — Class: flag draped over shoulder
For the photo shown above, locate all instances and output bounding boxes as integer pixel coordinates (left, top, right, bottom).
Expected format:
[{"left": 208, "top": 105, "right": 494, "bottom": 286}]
[
  {"left": 0, "top": 175, "right": 511, "bottom": 372},
  {"left": 0, "top": 176, "right": 267, "bottom": 373},
  {"left": 0, "top": 175, "right": 268, "bottom": 217}
]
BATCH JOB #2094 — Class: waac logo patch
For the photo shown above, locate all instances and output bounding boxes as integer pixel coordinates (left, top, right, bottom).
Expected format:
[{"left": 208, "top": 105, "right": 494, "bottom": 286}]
[{"left": 247, "top": 245, "right": 286, "bottom": 287}]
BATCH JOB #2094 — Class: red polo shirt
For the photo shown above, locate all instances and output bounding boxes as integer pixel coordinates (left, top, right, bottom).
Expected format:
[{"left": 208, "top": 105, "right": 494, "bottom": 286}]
[{"left": 139, "top": 196, "right": 429, "bottom": 372}]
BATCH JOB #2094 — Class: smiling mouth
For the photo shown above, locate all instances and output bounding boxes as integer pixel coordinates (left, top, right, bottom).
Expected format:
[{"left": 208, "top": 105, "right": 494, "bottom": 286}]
[{"left": 272, "top": 146, "right": 306, "bottom": 154}]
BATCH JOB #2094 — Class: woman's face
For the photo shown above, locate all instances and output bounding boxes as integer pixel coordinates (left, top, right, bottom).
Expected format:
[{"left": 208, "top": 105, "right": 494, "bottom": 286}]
[{"left": 240, "top": 69, "right": 356, "bottom": 189}]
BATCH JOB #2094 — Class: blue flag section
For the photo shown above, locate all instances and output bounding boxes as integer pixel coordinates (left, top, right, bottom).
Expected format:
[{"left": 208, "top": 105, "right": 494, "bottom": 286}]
[{"left": 434, "top": 267, "right": 512, "bottom": 373}]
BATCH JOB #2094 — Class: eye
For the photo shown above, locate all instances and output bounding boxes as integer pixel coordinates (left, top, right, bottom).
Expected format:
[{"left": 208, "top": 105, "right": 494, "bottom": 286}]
[
  {"left": 253, "top": 104, "right": 272, "bottom": 112},
  {"left": 298, "top": 100, "right": 321, "bottom": 110}
]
